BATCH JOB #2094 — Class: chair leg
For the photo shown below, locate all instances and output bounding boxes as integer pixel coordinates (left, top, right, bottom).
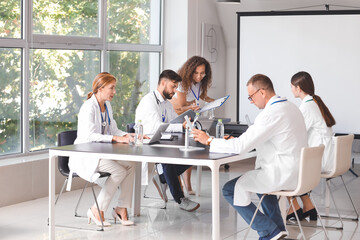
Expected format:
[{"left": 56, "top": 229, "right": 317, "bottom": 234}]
[
  {"left": 243, "top": 194, "right": 266, "bottom": 240},
  {"left": 90, "top": 183, "right": 104, "bottom": 231},
  {"left": 143, "top": 164, "right": 156, "bottom": 198},
  {"left": 154, "top": 164, "right": 167, "bottom": 209},
  {"left": 74, "top": 181, "right": 89, "bottom": 217},
  {"left": 290, "top": 197, "right": 307, "bottom": 240},
  {"left": 55, "top": 179, "right": 68, "bottom": 205},
  {"left": 309, "top": 194, "right": 329, "bottom": 239},
  {"left": 340, "top": 175, "right": 359, "bottom": 220}
]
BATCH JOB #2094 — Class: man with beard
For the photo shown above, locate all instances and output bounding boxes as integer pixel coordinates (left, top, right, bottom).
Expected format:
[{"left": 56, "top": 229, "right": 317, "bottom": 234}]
[{"left": 135, "top": 69, "right": 200, "bottom": 212}]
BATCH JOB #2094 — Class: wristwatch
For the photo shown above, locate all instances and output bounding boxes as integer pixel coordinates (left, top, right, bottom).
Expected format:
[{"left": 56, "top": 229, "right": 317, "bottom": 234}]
[{"left": 207, "top": 137, "right": 213, "bottom": 146}]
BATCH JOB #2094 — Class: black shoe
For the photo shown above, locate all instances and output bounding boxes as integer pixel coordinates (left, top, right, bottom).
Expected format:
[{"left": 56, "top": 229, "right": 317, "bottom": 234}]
[
  {"left": 303, "top": 208, "right": 317, "bottom": 221},
  {"left": 286, "top": 208, "right": 304, "bottom": 220}
]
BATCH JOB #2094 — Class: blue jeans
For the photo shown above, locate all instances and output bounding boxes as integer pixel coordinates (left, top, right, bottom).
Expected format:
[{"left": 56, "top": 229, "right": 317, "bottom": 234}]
[
  {"left": 222, "top": 177, "right": 285, "bottom": 237},
  {"left": 160, "top": 164, "right": 190, "bottom": 203}
]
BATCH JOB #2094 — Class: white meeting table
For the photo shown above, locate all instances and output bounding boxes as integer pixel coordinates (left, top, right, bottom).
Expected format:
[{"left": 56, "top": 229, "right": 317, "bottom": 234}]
[{"left": 48, "top": 139, "right": 256, "bottom": 240}]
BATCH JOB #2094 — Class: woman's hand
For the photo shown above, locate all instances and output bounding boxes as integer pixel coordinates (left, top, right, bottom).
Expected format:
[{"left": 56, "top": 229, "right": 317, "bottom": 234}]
[
  {"left": 191, "top": 129, "right": 210, "bottom": 145},
  {"left": 112, "top": 135, "right": 130, "bottom": 143}
]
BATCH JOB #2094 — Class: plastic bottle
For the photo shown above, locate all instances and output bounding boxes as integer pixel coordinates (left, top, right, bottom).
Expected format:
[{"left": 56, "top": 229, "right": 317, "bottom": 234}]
[
  {"left": 216, "top": 119, "right": 224, "bottom": 138},
  {"left": 135, "top": 120, "right": 143, "bottom": 146}
]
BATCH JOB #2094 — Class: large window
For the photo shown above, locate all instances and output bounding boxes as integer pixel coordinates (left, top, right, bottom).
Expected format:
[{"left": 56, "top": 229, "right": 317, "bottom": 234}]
[{"left": 0, "top": 0, "right": 162, "bottom": 157}]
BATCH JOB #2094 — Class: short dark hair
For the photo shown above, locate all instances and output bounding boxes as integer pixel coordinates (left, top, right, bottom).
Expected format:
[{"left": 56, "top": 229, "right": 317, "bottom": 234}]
[
  {"left": 158, "top": 69, "right": 182, "bottom": 85},
  {"left": 247, "top": 74, "right": 275, "bottom": 93}
]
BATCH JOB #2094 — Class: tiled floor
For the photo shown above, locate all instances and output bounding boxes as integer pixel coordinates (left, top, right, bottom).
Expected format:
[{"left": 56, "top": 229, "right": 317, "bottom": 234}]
[{"left": 1, "top": 159, "right": 360, "bottom": 240}]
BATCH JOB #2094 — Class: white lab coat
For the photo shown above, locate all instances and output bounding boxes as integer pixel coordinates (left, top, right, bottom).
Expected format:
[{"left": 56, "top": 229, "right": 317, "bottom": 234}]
[
  {"left": 210, "top": 96, "right": 307, "bottom": 206},
  {"left": 135, "top": 90, "right": 183, "bottom": 184},
  {"left": 300, "top": 95, "right": 334, "bottom": 172},
  {"left": 67, "top": 95, "right": 126, "bottom": 190},
  {"left": 135, "top": 90, "right": 182, "bottom": 134}
]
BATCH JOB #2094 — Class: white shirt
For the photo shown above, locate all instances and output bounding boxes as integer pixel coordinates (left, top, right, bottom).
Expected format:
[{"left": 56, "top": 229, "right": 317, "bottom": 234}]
[
  {"left": 300, "top": 95, "right": 334, "bottom": 172},
  {"left": 210, "top": 96, "right": 307, "bottom": 206},
  {"left": 67, "top": 95, "right": 126, "bottom": 190},
  {"left": 135, "top": 90, "right": 182, "bottom": 134},
  {"left": 177, "top": 82, "right": 202, "bottom": 102}
]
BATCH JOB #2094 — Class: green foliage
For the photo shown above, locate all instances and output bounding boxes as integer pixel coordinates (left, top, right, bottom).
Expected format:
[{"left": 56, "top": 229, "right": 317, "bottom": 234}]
[
  {"left": 0, "top": 0, "right": 158, "bottom": 154},
  {"left": 0, "top": 0, "right": 21, "bottom": 38}
]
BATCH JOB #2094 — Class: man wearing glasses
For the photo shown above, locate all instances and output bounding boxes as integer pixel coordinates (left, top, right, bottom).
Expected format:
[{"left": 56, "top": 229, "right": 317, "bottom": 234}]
[{"left": 192, "top": 74, "right": 307, "bottom": 240}]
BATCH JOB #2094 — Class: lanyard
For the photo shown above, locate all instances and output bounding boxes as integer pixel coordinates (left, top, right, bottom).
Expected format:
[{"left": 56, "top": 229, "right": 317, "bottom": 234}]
[
  {"left": 153, "top": 91, "right": 166, "bottom": 122},
  {"left": 270, "top": 99, "right": 287, "bottom": 105},
  {"left": 99, "top": 103, "right": 110, "bottom": 134},
  {"left": 191, "top": 85, "right": 201, "bottom": 102}
]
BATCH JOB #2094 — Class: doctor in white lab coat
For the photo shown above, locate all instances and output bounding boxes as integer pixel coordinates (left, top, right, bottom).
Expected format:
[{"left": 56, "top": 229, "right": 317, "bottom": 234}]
[
  {"left": 68, "top": 72, "right": 135, "bottom": 227},
  {"left": 135, "top": 70, "right": 200, "bottom": 212},
  {"left": 192, "top": 74, "right": 307, "bottom": 239},
  {"left": 286, "top": 71, "right": 336, "bottom": 221}
]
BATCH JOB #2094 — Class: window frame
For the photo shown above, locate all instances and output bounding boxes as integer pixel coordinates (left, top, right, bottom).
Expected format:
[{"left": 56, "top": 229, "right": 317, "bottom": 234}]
[{"left": 0, "top": 0, "right": 164, "bottom": 159}]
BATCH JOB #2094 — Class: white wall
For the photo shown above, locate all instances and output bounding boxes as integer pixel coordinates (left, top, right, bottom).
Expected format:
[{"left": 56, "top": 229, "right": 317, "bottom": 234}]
[
  {"left": 215, "top": 0, "right": 360, "bottom": 119},
  {"left": 164, "top": 0, "right": 227, "bottom": 117}
]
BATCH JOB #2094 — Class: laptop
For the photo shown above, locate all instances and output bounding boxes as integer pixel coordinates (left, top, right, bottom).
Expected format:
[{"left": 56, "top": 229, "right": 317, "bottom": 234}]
[
  {"left": 143, "top": 123, "right": 170, "bottom": 145},
  {"left": 170, "top": 109, "right": 196, "bottom": 124}
]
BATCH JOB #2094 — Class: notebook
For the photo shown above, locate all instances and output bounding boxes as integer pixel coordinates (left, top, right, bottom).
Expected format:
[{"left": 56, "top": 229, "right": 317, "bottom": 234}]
[{"left": 143, "top": 123, "right": 170, "bottom": 145}]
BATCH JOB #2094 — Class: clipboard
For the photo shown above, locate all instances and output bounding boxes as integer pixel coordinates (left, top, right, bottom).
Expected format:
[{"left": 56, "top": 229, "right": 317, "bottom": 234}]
[
  {"left": 199, "top": 95, "right": 230, "bottom": 113},
  {"left": 170, "top": 109, "right": 196, "bottom": 124}
]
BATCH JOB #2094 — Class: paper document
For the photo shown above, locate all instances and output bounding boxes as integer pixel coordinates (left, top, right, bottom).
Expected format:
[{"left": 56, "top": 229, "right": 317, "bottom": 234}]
[{"left": 199, "top": 95, "right": 230, "bottom": 113}]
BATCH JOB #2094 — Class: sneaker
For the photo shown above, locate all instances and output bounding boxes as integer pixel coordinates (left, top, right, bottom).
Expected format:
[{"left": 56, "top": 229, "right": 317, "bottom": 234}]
[
  {"left": 259, "top": 227, "right": 287, "bottom": 240},
  {"left": 179, "top": 197, "right": 200, "bottom": 212},
  {"left": 152, "top": 174, "right": 168, "bottom": 202}
]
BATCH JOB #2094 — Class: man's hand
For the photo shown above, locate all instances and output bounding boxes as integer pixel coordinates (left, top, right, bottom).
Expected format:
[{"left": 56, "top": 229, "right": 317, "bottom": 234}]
[{"left": 191, "top": 129, "right": 210, "bottom": 145}]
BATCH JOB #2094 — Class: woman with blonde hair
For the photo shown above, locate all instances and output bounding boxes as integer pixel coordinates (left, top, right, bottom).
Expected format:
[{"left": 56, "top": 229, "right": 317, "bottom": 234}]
[
  {"left": 287, "top": 71, "right": 336, "bottom": 221},
  {"left": 68, "top": 72, "right": 135, "bottom": 227}
]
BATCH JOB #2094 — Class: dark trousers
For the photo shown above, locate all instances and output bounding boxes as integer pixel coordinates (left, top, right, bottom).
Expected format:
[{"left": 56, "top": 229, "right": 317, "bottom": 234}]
[{"left": 159, "top": 164, "right": 190, "bottom": 203}]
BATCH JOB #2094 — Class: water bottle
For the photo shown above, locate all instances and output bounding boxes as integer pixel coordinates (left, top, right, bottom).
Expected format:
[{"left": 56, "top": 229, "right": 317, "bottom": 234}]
[
  {"left": 216, "top": 119, "right": 224, "bottom": 138},
  {"left": 135, "top": 120, "right": 143, "bottom": 146}
]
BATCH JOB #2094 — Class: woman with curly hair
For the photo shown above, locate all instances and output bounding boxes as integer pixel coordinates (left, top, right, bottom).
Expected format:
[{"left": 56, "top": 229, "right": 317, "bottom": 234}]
[
  {"left": 171, "top": 56, "right": 215, "bottom": 195},
  {"left": 171, "top": 56, "right": 215, "bottom": 114}
]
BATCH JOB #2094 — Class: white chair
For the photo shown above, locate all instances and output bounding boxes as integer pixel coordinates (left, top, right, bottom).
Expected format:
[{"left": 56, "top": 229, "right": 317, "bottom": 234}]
[
  {"left": 321, "top": 134, "right": 359, "bottom": 225},
  {"left": 244, "top": 145, "right": 328, "bottom": 240}
]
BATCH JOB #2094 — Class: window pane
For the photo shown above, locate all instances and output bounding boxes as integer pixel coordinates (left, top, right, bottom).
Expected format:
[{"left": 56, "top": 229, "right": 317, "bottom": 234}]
[
  {"left": 108, "top": 0, "right": 161, "bottom": 44},
  {"left": 107, "top": 51, "right": 160, "bottom": 129},
  {"left": 0, "top": 0, "right": 21, "bottom": 38},
  {"left": 33, "top": 0, "right": 99, "bottom": 37},
  {"left": 0, "top": 48, "right": 21, "bottom": 155},
  {"left": 29, "top": 49, "right": 100, "bottom": 151}
]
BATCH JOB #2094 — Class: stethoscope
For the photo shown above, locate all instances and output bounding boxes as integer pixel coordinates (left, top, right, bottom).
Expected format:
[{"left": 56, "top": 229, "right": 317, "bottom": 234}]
[
  {"left": 153, "top": 91, "right": 166, "bottom": 122},
  {"left": 99, "top": 103, "right": 111, "bottom": 134}
]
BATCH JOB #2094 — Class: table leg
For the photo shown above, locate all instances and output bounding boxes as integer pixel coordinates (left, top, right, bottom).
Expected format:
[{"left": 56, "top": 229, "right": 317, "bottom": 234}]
[
  {"left": 211, "top": 164, "right": 220, "bottom": 240},
  {"left": 196, "top": 165, "right": 202, "bottom": 197},
  {"left": 49, "top": 154, "right": 56, "bottom": 240},
  {"left": 132, "top": 162, "right": 142, "bottom": 216}
]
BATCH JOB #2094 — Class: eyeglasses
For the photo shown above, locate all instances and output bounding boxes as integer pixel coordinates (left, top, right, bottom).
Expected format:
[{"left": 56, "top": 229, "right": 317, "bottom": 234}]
[{"left": 248, "top": 89, "right": 261, "bottom": 101}]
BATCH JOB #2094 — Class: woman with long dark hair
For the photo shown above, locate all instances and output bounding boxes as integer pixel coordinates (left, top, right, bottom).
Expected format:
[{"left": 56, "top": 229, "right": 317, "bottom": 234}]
[{"left": 287, "top": 71, "right": 336, "bottom": 221}]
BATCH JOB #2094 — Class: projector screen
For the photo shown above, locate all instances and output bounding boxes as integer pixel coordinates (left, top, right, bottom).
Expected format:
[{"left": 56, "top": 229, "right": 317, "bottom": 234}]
[{"left": 237, "top": 10, "right": 360, "bottom": 134}]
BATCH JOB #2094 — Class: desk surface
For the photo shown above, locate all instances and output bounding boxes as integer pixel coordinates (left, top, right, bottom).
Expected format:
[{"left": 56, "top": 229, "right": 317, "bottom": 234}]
[{"left": 52, "top": 141, "right": 237, "bottom": 161}]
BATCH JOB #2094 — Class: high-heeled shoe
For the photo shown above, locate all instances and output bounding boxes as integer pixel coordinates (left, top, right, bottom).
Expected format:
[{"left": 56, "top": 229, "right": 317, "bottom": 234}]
[
  {"left": 302, "top": 208, "right": 317, "bottom": 221},
  {"left": 112, "top": 208, "right": 134, "bottom": 226},
  {"left": 87, "top": 208, "right": 111, "bottom": 227},
  {"left": 286, "top": 208, "right": 304, "bottom": 220}
]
